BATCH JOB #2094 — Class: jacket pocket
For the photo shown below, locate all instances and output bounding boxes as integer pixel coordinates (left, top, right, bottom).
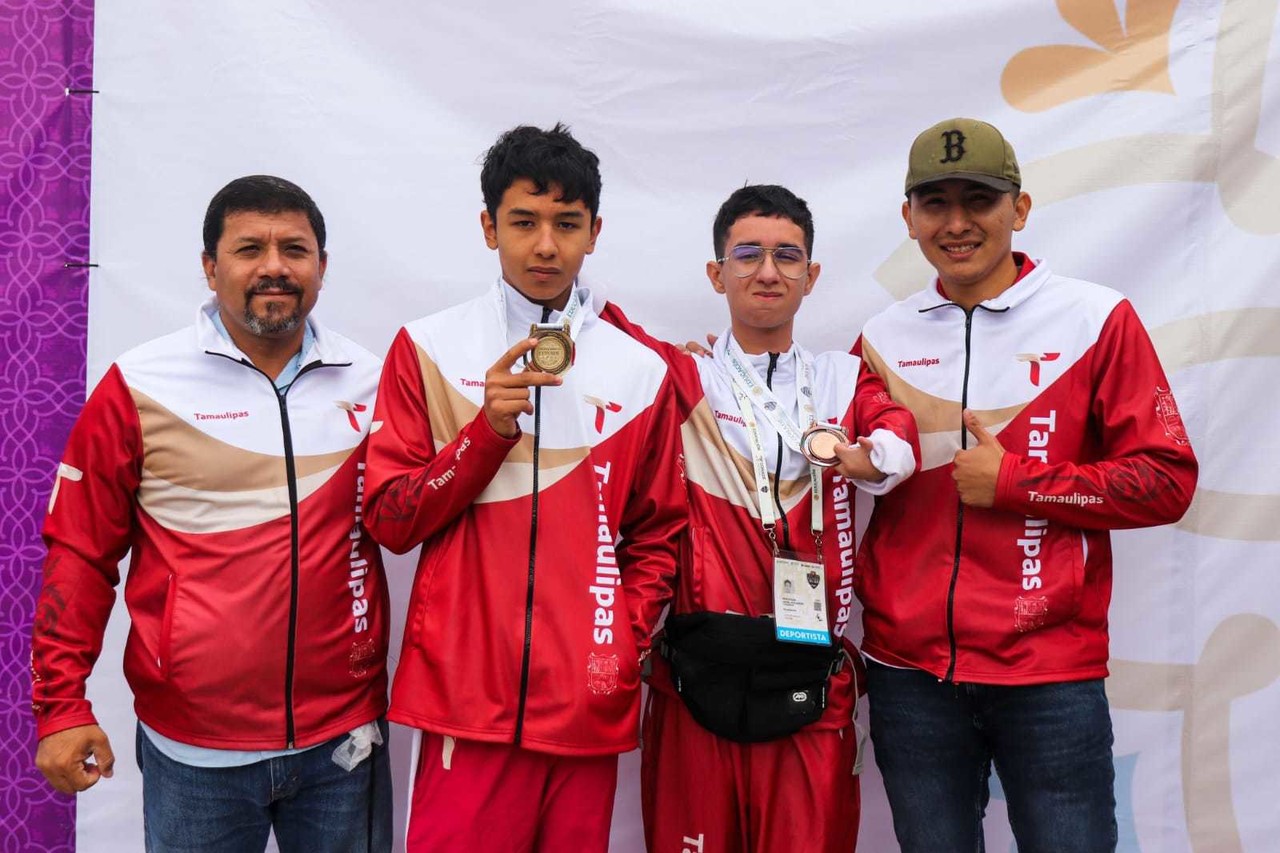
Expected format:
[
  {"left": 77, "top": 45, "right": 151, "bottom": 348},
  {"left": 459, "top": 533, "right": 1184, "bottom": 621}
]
[
  {"left": 685, "top": 524, "right": 711, "bottom": 608},
  {"left": 158, "top": 573, "right": 177, "bottom": 678},
  {"left": 410, "top": 549, "right": 445, "bottom": 652},
  {"left": 1069, "top": 531, "right": 1088, "bottom": 618},
  {"left": 1014, "top": 526, "right": 1085, "bottom": 634},
  {"left": 616, "top": 584, "right": 645, "bottom": 683}
]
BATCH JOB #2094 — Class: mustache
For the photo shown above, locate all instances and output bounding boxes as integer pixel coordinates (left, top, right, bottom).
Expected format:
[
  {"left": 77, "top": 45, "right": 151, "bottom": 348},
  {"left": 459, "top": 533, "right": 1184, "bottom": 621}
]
[{"left": 247, "top": 277, "right": 302, "bottom": 295}]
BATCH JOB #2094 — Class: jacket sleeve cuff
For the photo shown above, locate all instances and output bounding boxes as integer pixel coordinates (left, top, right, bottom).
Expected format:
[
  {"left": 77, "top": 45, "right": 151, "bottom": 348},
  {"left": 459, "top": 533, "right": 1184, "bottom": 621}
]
[
  {"left": 35, "top": 707, "right": 99, "bottom": 742},
  {"left": 853, "top": 428, "right": 917, "bottom": 496},
  {"left": 992, "top": 452, "right": 1022, "bottom": 511},
  {"left": 469, "top": 409, "right": 522, "bottom": 451}
]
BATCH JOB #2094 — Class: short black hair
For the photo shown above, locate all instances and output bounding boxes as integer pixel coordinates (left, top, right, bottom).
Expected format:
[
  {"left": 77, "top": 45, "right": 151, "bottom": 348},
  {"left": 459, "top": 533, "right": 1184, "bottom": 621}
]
[
  {"left": 712, "top": 184, "right": 814, "bottom": 259},
  {"left": 480, "top": 123, "right": 602, "bottom": 220},
  {"left": 202, "top": 175, "right": 327, "bottom": 259}
]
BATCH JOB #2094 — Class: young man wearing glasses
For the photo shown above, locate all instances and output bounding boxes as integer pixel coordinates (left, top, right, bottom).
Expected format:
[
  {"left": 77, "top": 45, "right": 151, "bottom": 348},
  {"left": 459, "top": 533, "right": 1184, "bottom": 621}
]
[
  {"left": 362, "top": 124, "right": 686, "bottom": 852},
  {"left": 603, "top": 184, "right": 918, "bottom": 852}
]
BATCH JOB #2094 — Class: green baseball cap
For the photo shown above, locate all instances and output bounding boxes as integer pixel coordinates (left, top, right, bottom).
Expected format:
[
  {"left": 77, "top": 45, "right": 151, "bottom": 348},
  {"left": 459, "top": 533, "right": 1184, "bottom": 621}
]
[{"left": 905, "top": 118, "right": 1021, "bottom": 195}]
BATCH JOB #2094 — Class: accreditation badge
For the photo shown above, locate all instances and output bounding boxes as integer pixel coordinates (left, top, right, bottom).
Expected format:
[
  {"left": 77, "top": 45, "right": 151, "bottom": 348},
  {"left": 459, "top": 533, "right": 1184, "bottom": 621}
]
[
  {"left": 526, "top": 322, "right": 574, "bottom": 375},
  {"left": 800, "top": 423, "right": 847, "bottom": 468},
  {"left": 773, "top": 550, "right": 831, "bottom": 645}
]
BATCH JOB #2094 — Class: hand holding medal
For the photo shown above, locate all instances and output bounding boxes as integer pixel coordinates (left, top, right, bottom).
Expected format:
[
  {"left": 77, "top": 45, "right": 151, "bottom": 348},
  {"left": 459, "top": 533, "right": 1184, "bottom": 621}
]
[
  {"left": 483, "top": 337, "right": 564, "bottom": 438},
  {"left": 800, "top": 423, "right": 847, "bottom": 467},
  {"left": 830, "top": 435, "right": 888, "bottom": 482}
]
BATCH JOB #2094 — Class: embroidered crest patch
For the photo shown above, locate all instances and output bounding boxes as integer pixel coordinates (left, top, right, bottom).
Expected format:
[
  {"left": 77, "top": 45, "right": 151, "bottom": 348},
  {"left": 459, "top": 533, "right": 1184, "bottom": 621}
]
[
  {"left": 1154, "top": 386, "right": 1189, "bottom": 446},
  {"left": 587, "top": 652, "right": 620, "bottom": 695},
  {"left": 1014, "top": 595, "right": 1050, "bottom": 633},
  {"left": 349, "top": 638, "right": 378, "bottom": 678}
]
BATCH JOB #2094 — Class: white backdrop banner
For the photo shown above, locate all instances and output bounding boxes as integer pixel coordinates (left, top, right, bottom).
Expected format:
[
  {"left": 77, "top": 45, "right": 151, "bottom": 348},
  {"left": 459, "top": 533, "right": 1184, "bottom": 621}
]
[{"left": 80, "top": 0, "right": 1280, "bottom": 850}]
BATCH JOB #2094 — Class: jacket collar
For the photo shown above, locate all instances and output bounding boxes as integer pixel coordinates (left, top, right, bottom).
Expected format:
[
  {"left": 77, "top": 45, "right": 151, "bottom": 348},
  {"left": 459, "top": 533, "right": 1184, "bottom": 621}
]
[
  {"left": 495, "top": 277, "right": 594, "bottom": 328},
  {"left": 915, "top": 255, "right": 1050, "bottom": 312},
  {"left": 713, "top": 329, "right": 806, "bottom": 383},
  {"left": 195, "top": 297, "right": 352, "bottom": 367}
]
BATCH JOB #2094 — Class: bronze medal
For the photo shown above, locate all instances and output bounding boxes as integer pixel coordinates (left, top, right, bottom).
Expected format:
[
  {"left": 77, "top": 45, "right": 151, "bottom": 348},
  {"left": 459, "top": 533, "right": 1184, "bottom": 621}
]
[
  {"left": 527, "top": 323, "right": 574, "bottom": 375},
  {"left": 801, "top": 423, "right": 846, "bottom": 467}
]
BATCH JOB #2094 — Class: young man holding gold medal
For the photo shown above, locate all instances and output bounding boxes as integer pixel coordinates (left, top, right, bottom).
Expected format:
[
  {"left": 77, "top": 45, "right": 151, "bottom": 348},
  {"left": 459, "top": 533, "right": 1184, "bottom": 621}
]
[
  {"left": 363, "top": 124, "right": 686, "bottom": 851},
  {"left": 602, "top": 184, "right": 919, "bottom": 852}
]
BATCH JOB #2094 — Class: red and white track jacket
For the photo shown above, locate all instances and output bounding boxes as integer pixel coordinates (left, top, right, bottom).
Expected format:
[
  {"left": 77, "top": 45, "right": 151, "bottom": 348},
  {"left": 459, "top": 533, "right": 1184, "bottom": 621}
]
[
  {"left": 32, "top": 301, "right": 388, "bottom": 748},
  {"left": 364, "top": 281, "right": 685, "bottom": 757},
  {"left": 855, "top": 257, "right": 1198, "bottom": 685},
  {"left": 603, "top": 303, "right": 919, "bottom": 729}
]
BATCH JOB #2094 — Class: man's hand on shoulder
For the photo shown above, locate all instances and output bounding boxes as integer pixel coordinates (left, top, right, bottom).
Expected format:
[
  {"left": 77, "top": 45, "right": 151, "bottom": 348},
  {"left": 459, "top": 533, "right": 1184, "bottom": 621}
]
[
  {"left": 483, "top": 338, "right": 563, "bottom": 438},
  {"left": 679, "top": 333, "right": 717, "bottom": 358},
  {"left": 952, "top": 409, "right": 1005, "bottom": 507},
  {"left": 36, "top": 724, "right": 115, "bottom": 794}
]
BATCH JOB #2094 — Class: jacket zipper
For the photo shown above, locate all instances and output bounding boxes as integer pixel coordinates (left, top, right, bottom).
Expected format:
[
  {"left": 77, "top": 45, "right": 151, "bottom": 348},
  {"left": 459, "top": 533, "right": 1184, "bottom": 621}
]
[
  {"left": 207, "top": 351, "right": 330, "bottom": 747},
  {"left": 514, "top": 305, "right": 552, "bottom": 744},
  {"left": 943, "top": 309, "right": 975, "bottom": 682},
  {"left": 765, "top": 353, "right": 792, "bottom": 551},
  {"left": 275, "top": 383, "right": 302, "bottom": 747}
]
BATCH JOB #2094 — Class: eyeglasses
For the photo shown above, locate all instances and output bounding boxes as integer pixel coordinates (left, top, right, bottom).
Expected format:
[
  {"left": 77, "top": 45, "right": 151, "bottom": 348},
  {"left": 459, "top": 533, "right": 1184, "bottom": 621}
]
[{"left": 717, "top": 245, "right": 810, "bottom": 280}]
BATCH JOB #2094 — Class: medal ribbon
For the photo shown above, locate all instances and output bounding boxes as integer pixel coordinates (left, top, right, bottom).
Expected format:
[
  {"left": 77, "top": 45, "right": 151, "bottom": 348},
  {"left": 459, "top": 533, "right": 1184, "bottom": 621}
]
[
  {"left": 493, "top": 277, "right": 589, "bottom": 346},
  {"left": 722, "top": 332, "right": 825, "bottom": 542}
]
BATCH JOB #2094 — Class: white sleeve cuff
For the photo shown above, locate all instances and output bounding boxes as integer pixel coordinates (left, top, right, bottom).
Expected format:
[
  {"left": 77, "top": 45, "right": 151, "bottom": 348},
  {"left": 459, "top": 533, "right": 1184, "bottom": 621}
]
[{"left": 854, "top": 428, "right": 916, "bottom": 496}]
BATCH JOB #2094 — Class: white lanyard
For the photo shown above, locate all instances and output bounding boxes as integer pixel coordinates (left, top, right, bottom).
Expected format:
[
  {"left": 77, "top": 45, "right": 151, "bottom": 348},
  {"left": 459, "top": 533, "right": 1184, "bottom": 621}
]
[{"left": 723, "top": 334, "right": 825, "bottom": 548}]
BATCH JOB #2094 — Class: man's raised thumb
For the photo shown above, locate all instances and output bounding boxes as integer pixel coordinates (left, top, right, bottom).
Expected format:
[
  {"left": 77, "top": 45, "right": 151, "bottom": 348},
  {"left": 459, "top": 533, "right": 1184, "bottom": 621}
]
[{"left": 963, "top": 409, "right": 1002, "bottom": 448}]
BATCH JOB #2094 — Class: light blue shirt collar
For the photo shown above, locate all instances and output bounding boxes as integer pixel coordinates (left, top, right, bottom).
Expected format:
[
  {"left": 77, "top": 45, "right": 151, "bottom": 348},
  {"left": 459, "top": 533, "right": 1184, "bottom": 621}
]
[{"left": 209, "top": 309, "right": 315, "bottom": 391}]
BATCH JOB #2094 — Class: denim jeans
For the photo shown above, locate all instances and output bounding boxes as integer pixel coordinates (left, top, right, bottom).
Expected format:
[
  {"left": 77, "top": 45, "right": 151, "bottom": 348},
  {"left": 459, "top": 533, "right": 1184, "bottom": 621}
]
[
  {"left": 866, "top": 661, "right": 1117, "bottom": 853},
  {"left": 136, "top": 719, "right": 392, "bottom": 853}
]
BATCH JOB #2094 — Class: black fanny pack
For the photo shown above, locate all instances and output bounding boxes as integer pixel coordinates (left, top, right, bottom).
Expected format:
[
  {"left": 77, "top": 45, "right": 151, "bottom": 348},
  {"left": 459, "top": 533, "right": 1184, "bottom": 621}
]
[{"left": 660, "top": 611, "right": 844, "bottom": 743}]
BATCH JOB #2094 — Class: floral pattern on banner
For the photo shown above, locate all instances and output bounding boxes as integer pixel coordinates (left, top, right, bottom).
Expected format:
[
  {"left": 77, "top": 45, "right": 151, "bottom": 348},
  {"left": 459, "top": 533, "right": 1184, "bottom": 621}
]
[{"left": 0, "top": 0, "right": 93, "bottom": 850}]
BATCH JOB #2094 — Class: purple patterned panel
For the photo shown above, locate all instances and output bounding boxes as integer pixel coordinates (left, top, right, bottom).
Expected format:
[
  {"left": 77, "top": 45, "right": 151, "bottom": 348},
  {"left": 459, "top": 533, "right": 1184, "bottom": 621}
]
[{"left": 0, "top": 0, "right": 93, "bottom": 850}]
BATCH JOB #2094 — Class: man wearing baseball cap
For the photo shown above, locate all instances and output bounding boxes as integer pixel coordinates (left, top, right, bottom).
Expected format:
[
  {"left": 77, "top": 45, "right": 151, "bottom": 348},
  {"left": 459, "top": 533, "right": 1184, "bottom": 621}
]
[{"left": 852, "top": 118, "right": 1199, "bottom": 851}]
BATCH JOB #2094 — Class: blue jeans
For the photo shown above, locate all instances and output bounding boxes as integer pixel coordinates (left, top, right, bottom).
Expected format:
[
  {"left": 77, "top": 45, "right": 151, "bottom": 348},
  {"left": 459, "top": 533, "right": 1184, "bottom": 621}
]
[
  {"left": 136, "top": 719, "right": 391, "bottom": 853},
  {"left": 866, "top": 661, "right": 1117, "bottom": 853}
]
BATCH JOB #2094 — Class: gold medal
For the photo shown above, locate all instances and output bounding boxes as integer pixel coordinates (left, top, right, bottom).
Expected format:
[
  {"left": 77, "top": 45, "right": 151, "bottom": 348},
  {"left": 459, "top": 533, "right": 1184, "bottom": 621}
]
[
  {"left": 801, "top": 423, "right": 847, "bottom": 467},
  {"left": 526, "top": 323, "right": 574, "bottom": 375}
]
